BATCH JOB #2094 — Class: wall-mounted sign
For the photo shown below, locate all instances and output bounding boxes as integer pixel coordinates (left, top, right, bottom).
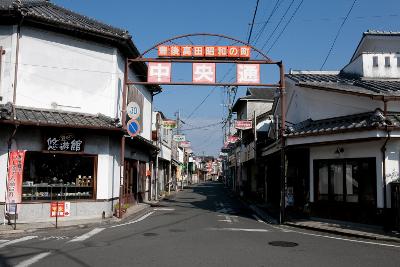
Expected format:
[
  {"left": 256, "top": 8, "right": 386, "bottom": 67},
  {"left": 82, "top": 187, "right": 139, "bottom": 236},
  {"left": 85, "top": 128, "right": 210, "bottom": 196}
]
[
  {"left": 50, "top": 201, "right": 70, "bottom": 217},
  {"left": 6, "top": 150, "right": 26, "bottom": 214},
  {"left": 235, "top": 120, "right": 253, "bottom": 130},
  {"left": 158, "top": 45, "right": 251, "bottom": 59},
  {"left": 227, "top": 135, "right": 240, "bottom": 143},
  {"left": 180, "top": 141, "right": 191, "bottom": 148},
  {"left": 162, "top": 120, "right": 177, "bottom": 129},
  {"left": 127, "top": 101, "right": 140, "bottom": 119},
  {"left": 173, "top": 134, "right": 186, "bottom": 142},
  {"left": 46, "top": 134, "right": 84, "bottom": 152},
  {"left": 127, "top": 119, "right": 141, "bottom": 137}
]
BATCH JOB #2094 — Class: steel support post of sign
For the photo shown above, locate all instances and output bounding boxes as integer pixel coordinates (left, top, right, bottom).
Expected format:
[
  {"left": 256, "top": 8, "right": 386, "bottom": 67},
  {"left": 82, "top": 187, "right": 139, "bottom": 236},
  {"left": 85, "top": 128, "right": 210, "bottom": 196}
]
[
  {"left": 119, "top": 58, "right": 129, "bottom": 219},
  {"left": 278, "top": 62, "right": 286, "bottom": 225}
]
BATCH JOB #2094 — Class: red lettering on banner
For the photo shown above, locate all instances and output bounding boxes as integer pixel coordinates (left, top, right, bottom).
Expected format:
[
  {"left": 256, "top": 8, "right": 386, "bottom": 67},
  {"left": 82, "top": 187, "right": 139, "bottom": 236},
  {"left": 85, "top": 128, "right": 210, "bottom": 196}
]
[
  {"left": 158, "top": 45, "right": 169, "bottom": 57},
  {"left": 6, "top": 150, "right": 25, "bottom": 213},
  {"left": 204, "top": 46, "right": 216, "bottom": 57},
  {"left": 228, "top": 46, "right": 239, "bottom": 57},
  {"left": 181, "top": 46, "right": 193, "bottom": 57}
]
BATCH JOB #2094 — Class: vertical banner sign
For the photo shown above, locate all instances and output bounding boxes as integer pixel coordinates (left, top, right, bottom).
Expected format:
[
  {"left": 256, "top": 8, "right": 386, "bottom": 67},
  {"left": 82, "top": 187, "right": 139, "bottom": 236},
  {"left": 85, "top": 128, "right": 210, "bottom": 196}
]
[
  {"left": 127, "top": 85, "right": 144, "bottom": 134},
  {"left": 6, "top": 150, "right": 26, "bottom": 214}
]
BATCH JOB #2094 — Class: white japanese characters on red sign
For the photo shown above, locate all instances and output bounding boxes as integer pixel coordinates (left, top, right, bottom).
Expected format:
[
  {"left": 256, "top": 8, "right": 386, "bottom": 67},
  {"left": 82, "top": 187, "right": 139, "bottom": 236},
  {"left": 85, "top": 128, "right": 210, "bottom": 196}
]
[
  {"left": 192, "top": 63, "right": 216, "bottom": 84},
  {"left": 148, "top": 62, "right": 171, "bottom": 83},
  {"left": 237, "top": 64, "right": 260, "bottom": 84},
  {"left": 158, "top": 45, "right": 251, "bottom": 58}
]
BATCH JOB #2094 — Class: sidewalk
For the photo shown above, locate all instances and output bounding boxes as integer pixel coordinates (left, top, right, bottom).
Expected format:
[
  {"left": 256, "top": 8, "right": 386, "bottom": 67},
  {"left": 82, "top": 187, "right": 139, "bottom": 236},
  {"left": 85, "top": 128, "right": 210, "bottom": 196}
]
[
  {"left": 0, "top": 203, "right": 149, "bottom": 235},
  {"left": 285, "top": 218, "right": 400, "bottom": 243}
]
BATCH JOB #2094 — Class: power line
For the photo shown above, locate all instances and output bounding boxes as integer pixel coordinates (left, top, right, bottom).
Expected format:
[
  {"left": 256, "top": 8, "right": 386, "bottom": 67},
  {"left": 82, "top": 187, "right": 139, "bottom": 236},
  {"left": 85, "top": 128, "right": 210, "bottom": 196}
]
[
  {"left": 266, "top": 0, "right": 304, "bottom": 53},
  {"left": 252, "top": 0, "right": 282, "bottom": 46},
  {"left": 320, "top": 0, "right": 358, "bottom": 70},
  {"left": 260, "top": 0, "right": 295, "bottom": 51},
  {"left": 247, "top": 0, "right": 260, "bottom": 43},
  {"left": 181, "top": 121, "right": 224, "bottom": 131}
]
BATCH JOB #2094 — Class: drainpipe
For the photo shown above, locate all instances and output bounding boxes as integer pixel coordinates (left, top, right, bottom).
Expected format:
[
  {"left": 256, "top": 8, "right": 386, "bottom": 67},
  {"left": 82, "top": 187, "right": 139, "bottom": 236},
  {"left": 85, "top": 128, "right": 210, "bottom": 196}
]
[{"left": 12, "top": 23, "right": 21, "bottom": 119}]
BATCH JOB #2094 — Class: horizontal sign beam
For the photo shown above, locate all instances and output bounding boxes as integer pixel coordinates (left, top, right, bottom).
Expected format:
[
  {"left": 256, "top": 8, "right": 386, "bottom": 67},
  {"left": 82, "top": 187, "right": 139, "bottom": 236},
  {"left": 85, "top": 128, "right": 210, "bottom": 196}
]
[{"left": 128, "top": 58, "right": 280, "bottom": 65}]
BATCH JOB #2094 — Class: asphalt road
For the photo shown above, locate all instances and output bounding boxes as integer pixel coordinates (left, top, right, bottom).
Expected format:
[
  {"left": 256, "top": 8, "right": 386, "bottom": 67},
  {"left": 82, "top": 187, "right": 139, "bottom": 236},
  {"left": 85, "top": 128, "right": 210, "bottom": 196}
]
[{"left": 1, "top": 182, "right": 400, "bottom": 267}]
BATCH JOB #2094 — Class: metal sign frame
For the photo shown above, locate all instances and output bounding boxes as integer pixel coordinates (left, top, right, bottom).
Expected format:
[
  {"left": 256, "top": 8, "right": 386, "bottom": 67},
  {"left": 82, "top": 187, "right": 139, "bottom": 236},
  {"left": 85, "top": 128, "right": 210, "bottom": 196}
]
[{"left": 120, "top": 33, "right": 287, "bottom": 222}]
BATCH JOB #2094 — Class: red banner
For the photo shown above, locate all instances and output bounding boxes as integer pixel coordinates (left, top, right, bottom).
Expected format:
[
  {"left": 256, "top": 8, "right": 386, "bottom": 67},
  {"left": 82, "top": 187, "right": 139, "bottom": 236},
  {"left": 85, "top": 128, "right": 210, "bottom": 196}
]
[
  {"left": 50, "top": 202, "right": 71, "bottom": 217},
  {"left": 6, "top": 150, "right": 25, "bottom": 213}
]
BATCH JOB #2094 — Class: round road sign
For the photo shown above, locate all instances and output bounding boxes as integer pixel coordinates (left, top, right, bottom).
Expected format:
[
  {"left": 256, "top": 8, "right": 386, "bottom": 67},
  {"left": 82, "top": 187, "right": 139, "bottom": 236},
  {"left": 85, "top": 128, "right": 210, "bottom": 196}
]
[
  {"left": 127, "top": 102, "right": 140, "bottom": 119},
  {"left": 127, "top": 119, "right": 141, "bottom": 137}
]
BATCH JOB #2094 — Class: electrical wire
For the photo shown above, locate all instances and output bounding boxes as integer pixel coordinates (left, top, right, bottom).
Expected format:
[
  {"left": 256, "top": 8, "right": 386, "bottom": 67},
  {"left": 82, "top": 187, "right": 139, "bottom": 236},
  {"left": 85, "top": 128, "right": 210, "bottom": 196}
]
[
  {"left": 266, "top": 0, "right": 304, "bottom": 53},
  {"left": 247, "top": 0, "right": 260, "bottom": 43},
  {"left": 252, "top": 0, "right": 282, "bottom": 45},
  {"left": 259, "top": 0, "right": 295, "bottom": 51},
  {"left": 320, "top": 0, "right": 358, "bottom": 70}
]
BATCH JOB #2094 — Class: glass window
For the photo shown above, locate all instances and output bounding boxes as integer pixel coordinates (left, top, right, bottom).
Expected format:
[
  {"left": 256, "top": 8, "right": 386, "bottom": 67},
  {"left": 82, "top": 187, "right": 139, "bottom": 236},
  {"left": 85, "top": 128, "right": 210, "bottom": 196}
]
[
  {"left": 22, "top": 152, "right": 96, "bottom": 201},
  {"left": 346, "top": 163, "right": 359, "bottom": 202},
  {"left": 373, "top": 56, "right": 379, "bottom": 67},
  {"left": 330, "top": 164, "right": 343, "bottom": 201},
  {"left": 385, "top": 56, "right": 391, "bottom": 67},
  {"left": 318, "top": 163, "right": 329, "bottom": 200},
  {"left": 397, "top": 57, "right": 400, "bottom": 68}
]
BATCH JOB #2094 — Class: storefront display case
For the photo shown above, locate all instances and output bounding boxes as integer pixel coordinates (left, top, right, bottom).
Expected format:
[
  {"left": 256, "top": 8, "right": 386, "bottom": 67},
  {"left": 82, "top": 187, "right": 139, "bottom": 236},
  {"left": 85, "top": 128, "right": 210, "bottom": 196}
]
[{"left": 22, "top": 152, "right": 97, "bottom": 202}]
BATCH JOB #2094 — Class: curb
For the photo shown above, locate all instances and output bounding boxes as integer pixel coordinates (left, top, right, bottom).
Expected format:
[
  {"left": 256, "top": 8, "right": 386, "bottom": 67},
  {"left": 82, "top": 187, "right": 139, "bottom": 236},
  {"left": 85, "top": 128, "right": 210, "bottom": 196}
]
[{"left": 284, "top": 222, "right": 400, "bottom": 244}]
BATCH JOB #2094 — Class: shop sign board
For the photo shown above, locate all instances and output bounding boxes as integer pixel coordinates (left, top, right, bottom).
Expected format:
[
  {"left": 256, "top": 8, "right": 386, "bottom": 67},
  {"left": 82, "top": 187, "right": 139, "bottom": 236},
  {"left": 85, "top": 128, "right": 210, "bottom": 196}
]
[
  {"left": 127, "top": 101, "right": 140, "bottom": 119},
  {"left": 193, "top": 63, "right": 216, "bottom": 84},
  {"left": 237, "top": 64, "right": 260, "bottom": 84},
  {"left": 127, "top": 119, "right": 141, "bottom": 137},
  {"left": 173, "top": 135, "right": 186, "bottom": 142},
  {"left": 235, "top": 120, "right": 253, "bottom": 130},
  {"left": 6, "top": 150, "right": 26, "bottom": 214},
  {"left": 180, "top": 141, "right": 191, "bottom": 148},
  {"left": 46, "top": 134, "right": 84, "bottom": 152},
  {"left": 158, "top": 45, "right": 251, "bottom": 59},
  {"left": 162, "top": 120, "right": 177, "bottom": 129},
  {"left": 50, "top": 201, "right": 71, "bottom": 217},
  {"left": 227, "top": 135, "right": 240, "bottom": 143}
]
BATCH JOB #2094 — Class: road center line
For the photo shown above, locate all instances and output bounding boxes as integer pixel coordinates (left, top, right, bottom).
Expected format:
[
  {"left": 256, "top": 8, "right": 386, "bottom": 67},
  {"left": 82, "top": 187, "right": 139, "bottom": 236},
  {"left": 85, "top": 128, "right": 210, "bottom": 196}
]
[
  {"left": 68, "top": 228, "right": 105, "bottom": 243},
  {"left": 208, "top": 228, "right": 270, "bottom": 232},
  {"left": 0, "top": 236, "right": 37, "bottom": 249},
  {"left": 110, "top": 211, "right": 155, "bottom": 228},
  {"left": 153, "top": 208, "right": 175, "bottom": 211},
  {"left": 15, "top": 252, "right": 51, "bottom": 267}
]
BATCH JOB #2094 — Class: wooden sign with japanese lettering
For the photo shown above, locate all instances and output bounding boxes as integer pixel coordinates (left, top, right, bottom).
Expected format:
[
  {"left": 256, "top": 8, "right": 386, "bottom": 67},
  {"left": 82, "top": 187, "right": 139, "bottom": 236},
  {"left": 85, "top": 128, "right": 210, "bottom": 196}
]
[{"left": 45, "top": 133, "right": 84, "bottom": 152}]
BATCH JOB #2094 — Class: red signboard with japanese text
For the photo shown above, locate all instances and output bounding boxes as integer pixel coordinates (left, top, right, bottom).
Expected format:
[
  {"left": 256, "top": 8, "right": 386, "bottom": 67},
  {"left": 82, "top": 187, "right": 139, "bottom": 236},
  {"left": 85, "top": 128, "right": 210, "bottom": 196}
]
[
  {"left": 50, "top": 202, "right": 71, "bottom": 217},
  {"left": 158, "top": 45, "right": 251, "bottom": 59},
  {"left": 6, "top": 150, "right": 26, "bottom": 213},
  {"left": 235, "top": 120, "right": 253, "bottom": 130}
]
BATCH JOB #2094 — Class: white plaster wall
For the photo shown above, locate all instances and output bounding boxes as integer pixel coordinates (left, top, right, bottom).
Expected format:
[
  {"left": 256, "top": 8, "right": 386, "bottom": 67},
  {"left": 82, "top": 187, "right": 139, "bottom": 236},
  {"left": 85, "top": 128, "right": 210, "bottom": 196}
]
[
  {"left": 362, "top": 53, "right": 400, "bottom": 78},
  {"left": 16, "top": 27, "right": 117, "bottom": 116},
  {"left": 284, "top": 79, "right": 397, "bottom": 125},
  {"left": 0, "top": 25, "right": 17, "bottom": 104},
  {"left": 309, "top": 141, "right": 384, "bottom": 208}
]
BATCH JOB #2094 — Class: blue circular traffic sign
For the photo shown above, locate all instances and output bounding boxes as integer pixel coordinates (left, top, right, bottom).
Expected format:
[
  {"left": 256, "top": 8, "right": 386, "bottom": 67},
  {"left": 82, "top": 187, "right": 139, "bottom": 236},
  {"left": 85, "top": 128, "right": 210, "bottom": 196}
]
[{"left": 127, "top": 119, "right": 141, "bottom": 137}]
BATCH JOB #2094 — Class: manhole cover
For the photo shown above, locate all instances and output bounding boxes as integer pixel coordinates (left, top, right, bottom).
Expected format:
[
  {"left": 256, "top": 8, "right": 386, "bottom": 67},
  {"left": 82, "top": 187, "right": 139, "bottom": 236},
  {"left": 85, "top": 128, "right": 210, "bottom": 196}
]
[
  {"left": 268, "top": 241, "right": 298, "bottom": 247},
  {"left": 143, "top": 232, "right": 159, "bottom": 237},
  {"left": 169, "top": 229, "right": 186, "bottom": 233}
]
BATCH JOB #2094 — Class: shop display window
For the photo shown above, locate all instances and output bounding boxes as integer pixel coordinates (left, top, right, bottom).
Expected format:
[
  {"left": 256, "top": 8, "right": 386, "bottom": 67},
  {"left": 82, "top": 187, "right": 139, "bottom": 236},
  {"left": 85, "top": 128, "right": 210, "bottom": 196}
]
[{"left": 22, "top": 152, "right": 96, "bottom": 201}]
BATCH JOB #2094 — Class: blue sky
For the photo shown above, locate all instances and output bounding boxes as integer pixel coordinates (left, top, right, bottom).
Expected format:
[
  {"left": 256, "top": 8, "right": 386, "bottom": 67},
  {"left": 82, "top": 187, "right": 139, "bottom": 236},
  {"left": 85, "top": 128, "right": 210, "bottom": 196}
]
[{"left": 54, "top": 0, "right": 400, "bottom": 156}]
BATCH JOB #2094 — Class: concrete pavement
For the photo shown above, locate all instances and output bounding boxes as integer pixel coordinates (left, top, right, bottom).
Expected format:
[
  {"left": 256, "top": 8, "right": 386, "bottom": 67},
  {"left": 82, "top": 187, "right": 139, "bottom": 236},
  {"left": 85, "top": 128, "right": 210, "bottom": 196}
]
[{"left": 1, "top": 182, "right": 399, "bottom": 267}]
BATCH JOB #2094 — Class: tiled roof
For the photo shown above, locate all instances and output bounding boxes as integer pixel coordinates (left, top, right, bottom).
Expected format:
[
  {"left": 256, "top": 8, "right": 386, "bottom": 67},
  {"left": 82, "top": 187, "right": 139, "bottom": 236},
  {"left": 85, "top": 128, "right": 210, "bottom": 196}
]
[
  {"left": 0, "top": 103, "right": 120, "bottom": 130},
  {"left": 286, "top": 109, "right": 400, "bottom": 137},
  {"left": 0, "top": 0, "right": 129, "bottom": 39},
  {"left": 286, "top": 73, "right": 400, "bottom": 97},
  {"left": 364, "top": 30, "right": 400, "bottom": 36},
  {"left": 243, "top": 88, "right": 276, "bottom": 100}
]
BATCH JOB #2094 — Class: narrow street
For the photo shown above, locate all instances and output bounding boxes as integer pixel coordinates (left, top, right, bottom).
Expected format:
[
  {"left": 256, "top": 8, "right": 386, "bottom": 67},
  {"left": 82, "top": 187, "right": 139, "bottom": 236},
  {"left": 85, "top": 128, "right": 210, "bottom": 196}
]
[{"left": 0, "top": 182, "right": 399, "bottom": 267}]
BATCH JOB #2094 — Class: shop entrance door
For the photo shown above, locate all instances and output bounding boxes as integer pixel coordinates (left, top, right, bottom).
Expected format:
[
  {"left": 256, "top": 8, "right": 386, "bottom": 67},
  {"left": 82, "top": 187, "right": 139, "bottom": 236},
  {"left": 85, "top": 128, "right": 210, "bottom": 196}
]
[{"left": 123, "top": 160, "right": 138, "bottom": 204}]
